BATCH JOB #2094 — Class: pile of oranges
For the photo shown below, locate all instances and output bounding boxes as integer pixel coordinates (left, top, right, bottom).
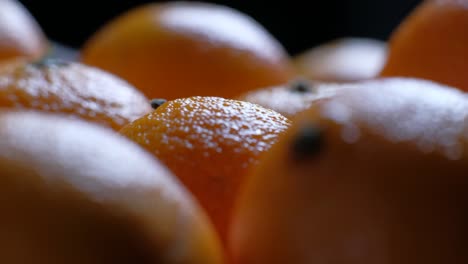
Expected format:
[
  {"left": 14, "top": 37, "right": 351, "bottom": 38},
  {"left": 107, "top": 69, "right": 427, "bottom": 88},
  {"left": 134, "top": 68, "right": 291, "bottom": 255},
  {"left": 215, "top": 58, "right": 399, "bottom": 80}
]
[{"left": 2, "top": 0, "right": 468, "bottom": 263}]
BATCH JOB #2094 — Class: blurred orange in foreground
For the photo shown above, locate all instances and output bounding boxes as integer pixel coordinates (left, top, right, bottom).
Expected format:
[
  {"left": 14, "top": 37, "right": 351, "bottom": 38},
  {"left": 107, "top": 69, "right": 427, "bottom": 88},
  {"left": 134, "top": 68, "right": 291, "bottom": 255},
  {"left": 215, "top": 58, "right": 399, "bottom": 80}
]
[
  {"left": 120, "top": 96, "right": 291, "bottom": 244},
  {"left": 0, "top": 0, "right": 48, "bottom": 62},
  {"left": 0, "top": 110, "right": 223, "bottom": 264},
  {"left": 82, "top": 1, "right": 294, "bottom": 100},
  {"left": 295, "top": 38, "right": 387, "bottom": 83},
  {"left": 0, "top": 59, "right": 151, "bottom": 130},
  {"left": 381, "top": 0, "right": 468, "bottom": 91},
  {"left": 231, "top": 78, "right": 468, "bottom": 264}
]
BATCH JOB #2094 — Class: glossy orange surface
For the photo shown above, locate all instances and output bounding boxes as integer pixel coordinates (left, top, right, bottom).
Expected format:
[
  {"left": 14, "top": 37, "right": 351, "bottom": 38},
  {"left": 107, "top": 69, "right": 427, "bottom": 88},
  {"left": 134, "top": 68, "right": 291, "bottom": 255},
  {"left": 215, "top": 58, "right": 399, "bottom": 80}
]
[
  {"left": 0, "top": 111, "right": 223, "bottom": 264},
  {"left": 0, "top": 60, "right": 151, "bottom": 130},
  {"left": 0, "top": 0, "right": 48, "bottom": 61},
  {"left": 231, "top": 78, "right": 468, "bottom": 264},
  {"left": 120, "top": 96, "right": 291, "bottom": 244},
  {"left": 381, "top": 0, "right": 468, "bottom": 91},
  {"left": 82, "top": 2, "right": 294, "bottom": 100}
]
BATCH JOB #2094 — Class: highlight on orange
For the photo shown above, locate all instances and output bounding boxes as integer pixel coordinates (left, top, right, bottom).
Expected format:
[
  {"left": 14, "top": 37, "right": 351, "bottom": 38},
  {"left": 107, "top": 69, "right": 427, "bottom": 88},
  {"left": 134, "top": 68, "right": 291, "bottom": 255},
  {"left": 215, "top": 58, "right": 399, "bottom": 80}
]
[
  {"left": 120, "top": 96, "right": 291, "bottom": 244},
  {"left": 81, "top": 1, "right": 294, "bottom": 100},
  {"left": 381, "top": 0, "right": 468, "bottom": 91},
  {"left": 294, "top": 38, "right": 387, "bottom": 83},
  {"left": 0, "top": 59, "right": 151, "bottom": 130},
  {"left": 238, "top": 79, "right": 339, "bottom": 118},
  {"left": 0, "top": 0, "right": 48, "bottom": 62},
  {"left": 230, "top": 78, "right": 468, "bottom": 264},
  {"left": 0, "top": 110, "right": 223, "bottom": 264}
]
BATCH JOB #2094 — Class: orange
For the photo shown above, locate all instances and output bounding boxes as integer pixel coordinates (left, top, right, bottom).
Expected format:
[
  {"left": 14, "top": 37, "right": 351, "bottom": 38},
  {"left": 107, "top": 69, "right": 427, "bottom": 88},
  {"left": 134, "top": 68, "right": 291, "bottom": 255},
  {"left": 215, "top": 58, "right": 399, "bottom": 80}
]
[
  {"left": 120, "top": 96, "right": 291, "bottom": 244},
  {"left": 237, "top": 79, "right": 338, "bottom": 118},
  {"left": 295, "top": 38, "right": 387, "bottom": 82},
  {"left": 81, "top": 2, "right": 294, "bottom": 100},
  {"left": 381, "top": 0, "right": 468, "bottom": 91},
  {"left": 230, "top": 78, "right": 468, "bottom": 264},
  {"left": 0, "top": 59, "right": 151, "bottom": 130},
  {"left": 0, "top": 0, "right": 48, "bottom": 61},
  {"left": 0, "top": 110, "right": 223, "bottom": 264}
]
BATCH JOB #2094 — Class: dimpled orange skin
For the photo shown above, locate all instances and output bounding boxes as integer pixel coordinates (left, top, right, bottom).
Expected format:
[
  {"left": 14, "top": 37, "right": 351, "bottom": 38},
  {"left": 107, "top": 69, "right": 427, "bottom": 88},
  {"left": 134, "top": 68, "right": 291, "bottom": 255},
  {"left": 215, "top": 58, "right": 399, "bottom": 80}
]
[
  {"left": 81, "top": 2, "right": 294, "bottom": 100},
  {"left": 0, "top": 110, "right": 223, "bottom": 264},
  {"left": 231, "top": 78, "right": 468, "bottom": 264},
  {"left": 120, "top": 96, "right": 291, "bottom": 244},
  {"left": 0, "top": 0, "right": 48, "bottom": 61},
  {"left": 294, "top": 38, "right": 387, "bottom": 83},
  {"left": 237, "top": 80, "right": 339, "bottom": 118},
  {"left": 381, "top": 0, "right": 468, "bottom": 91},
  {"left": 0, "top": 60, "right": 152, "bottom": 130}
]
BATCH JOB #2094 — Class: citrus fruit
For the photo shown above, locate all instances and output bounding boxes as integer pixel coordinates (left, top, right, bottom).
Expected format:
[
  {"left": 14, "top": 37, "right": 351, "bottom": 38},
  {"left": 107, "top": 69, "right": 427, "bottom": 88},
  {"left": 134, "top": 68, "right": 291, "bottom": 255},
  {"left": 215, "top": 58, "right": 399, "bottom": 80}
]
[
  {"left": 381, "top": 0, "right": 468, "bottom": 91},
  {"left": 294, "top": 38, "right": 387, "bottom": 82},
  {"left": 231, "top": 78, "right": 468, "bottom": 264},
  {"left": 0, "top": 110, "right": 223, "bottom": 264},
  {"left": 81, "top": 2, "right": 294, "bottom": 100},
  {"left": 120, "top": 96, "right": 291, "bottom": 244},
  {"left": 238, "top": 79, "right": 338, "bottom": 118},
  {"left": 0, "top": 0, "right": 48, "bottom": 61},
  {"left": 0, "top": 59, "right": 151, "bottom": 130}
]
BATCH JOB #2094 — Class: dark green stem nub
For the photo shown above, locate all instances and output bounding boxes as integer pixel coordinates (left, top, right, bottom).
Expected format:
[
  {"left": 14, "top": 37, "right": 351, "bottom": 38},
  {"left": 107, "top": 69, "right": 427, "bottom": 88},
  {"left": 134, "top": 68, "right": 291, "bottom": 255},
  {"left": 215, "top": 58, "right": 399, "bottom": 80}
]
[
  {"left": 31, "top": 58, "right": 70, "bottom": 69},
  {"left": 150, "top": 99, "right": 167, "bottom": 110},
  {"left": 290, "top": 79, "right": 313, "bottom": 93},
  {"left": 292, "top": 124, "right": 324, "bottom": 160}
]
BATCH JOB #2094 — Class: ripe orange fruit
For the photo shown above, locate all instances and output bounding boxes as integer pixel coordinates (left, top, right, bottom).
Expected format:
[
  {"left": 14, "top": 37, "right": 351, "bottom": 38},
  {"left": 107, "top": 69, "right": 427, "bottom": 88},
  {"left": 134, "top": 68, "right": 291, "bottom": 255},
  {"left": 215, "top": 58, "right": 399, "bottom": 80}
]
[
  {"left": 0, "top": 0, "right": 48, "bottom": 61},
  {"left": 381, "top": 0, "right": 468, "bottom": 91},
  {"left": 0, "top": 110, "right": 223, "bottom": 264},
  {"left": 120, "top": 96, "right": 291, "bottom": 244},
  {"left": 237, "top": 79, "right": 338, "bottom": 118},
  {"left": 295, "top": 38, "right": 387, "bottom": 82},
  {"left": 81, "top": 2, "right": 294, "bottom": 100},
  {"left": 230, "top": 78, "right": 468, "bottom": 264},
  {"left": 0, "top": 59, "right": 151, "bottom": 130}
]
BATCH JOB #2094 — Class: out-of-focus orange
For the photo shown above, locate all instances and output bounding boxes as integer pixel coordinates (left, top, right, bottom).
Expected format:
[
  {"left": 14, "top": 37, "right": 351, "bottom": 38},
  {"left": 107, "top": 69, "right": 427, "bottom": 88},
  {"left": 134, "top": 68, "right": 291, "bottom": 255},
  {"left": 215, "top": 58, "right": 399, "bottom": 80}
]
[
  {"left": 237, "top": 79, "right": 338, "bottom": 118},
  {"left": 294, "top": 38, "right": 387, "bottom": 83},
  {"left": 381, "top": 0, "right": 468, "bottom": 91},
  {"left": 0, "top": 59, "right": 151, "bottom": 130},
  {"left": 120, "top": 96, "right": 291, "bottom": 244},
  {"left": 230, "top": 78, "right": 468, "bottom": 264},
  {"left": 81, "top": 2, "right": 294, "bottom": 100},
  {"left": 0, "top": 110, "right": 223, "bottom": 264},
  {"left": 0, "top": 0, "right": 48, "bottom": 62}
]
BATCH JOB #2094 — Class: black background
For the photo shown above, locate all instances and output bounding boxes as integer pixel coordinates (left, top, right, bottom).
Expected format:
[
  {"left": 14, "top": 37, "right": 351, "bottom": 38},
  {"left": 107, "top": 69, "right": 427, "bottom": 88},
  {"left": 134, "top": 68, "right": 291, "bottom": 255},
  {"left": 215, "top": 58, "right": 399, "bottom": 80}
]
[{"left": 19, "top": 0, "right": 422, "bottom": 55}]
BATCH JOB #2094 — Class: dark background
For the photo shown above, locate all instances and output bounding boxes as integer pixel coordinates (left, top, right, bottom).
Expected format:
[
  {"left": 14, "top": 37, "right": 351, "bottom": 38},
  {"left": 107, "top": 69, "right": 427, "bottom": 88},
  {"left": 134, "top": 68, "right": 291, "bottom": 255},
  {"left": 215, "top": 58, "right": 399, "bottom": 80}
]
[{"left": 19, "top": 0, "right": 422, "bottom": 55}]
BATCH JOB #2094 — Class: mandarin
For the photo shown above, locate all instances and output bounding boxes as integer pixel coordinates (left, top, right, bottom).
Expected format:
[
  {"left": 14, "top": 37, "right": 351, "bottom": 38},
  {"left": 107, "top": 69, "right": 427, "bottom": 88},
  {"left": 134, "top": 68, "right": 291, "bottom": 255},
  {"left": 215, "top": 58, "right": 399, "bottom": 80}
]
[
  {"left": 381, "top": 0, "right": 468, "bottom": 91},
  {"left": 0, "top": 59, "right": 151, "bottom": 130},
  {"left": 231, "top": 78, "right": 468, "bottom": 264},
  {"left": 81, "top": 2, "right": 293, "bottom": 100},
  {"left": 295, "top": 38, "right": 387, "bottom": 83},
  {"left": 0, "top": 0, "right": 48, "bottom": 61},
  {"left": 0, "top": 110, "right": 223, "bottom": 264},
  {"left": 120, "top": 96, "right": 291, "bottom": 244},
  {"left": 237, "top": 79, "right": 338, "bottom": 118}
]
